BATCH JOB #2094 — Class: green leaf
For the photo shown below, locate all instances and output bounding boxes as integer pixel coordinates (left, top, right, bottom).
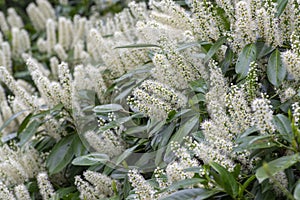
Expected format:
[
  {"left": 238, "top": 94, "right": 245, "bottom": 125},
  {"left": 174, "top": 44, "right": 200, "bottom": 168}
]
[
  {"left": 0, "top": 110, "right": 27, "bottom": 133},
  {"left": 46, "top": 134, "right": 76, "bottom": 175},
  {"left": 177, "top": 41, "right": 204, "bottom": 51},
  {"left": 114, "top": 43, "right": 161, "bottom": 49},
  {"left": 256, "top": 153, "right": 300, "bottom": 183},
  {"left": 161, "top": 188, "right": 219, "bottom": 200},
  {"left": 294, "top": 181, "right": 300, "bottom": 200},
  {"left": 189, "top": 78, "right": 207, "bottom": 93},
  {"left": 256, "top": 41, "right": 274, "bottom": 59},
  {"left": 72, "top": 153, "right": 109, "bottom": 166},
  {"left": 236, "top": 43, "right": 257, "bottom": 80},
  {"left": 18, "top": 120, "right": 41, "bottom": 146},
  {"left": 220, "top": 47, "right": 234, "bottom": 73},
  {"left": 276, "top": 0, "right": 289, "bottom": 17},
  {"left": 93, "top": 104, "right": 124, "bottom": 113},
  {"left": 32, "top": 104, "right": 64, "bottom": 119},
  {"left": 210, "top": 162, "right": 239, "bottom": 198},
  {"left": 248, "top": 135, "right": 277, "bottom": 150},
  {"left": 273, "top": 114, "right": 292, "bottom": 143},
  {"left": 71, "top": 134, "right": 87, "bottom": 157},
  {"left": 204, "top": 36, "right": 227, "bottom": 63},
  {"left": 17, "top": 113, "right": 33, "bottom": 134},
  {"left": 165, "top": 115, "right": 199, "bottom": 158},
  {"left": 267, "top": 49, "right": 286, "bottom": 87},
  {"left": 166, "top": 178, "right": 206, "bottom": 191},
  {"left": 56, "top": 186, "right": 77, "bottom": 198}
]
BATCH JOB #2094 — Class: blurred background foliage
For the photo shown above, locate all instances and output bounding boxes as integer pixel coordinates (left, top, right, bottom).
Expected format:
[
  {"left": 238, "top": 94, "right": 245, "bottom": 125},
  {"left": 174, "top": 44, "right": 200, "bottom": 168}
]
[{"left": 0, "top": 0, "right": 150, "bottom": 18}]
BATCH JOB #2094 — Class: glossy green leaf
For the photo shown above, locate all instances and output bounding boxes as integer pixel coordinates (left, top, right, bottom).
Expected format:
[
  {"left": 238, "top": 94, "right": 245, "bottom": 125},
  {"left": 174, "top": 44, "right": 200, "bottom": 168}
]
[
  {"left": 56, "top": 186, "right": 77, "bottom": 198},
  {"left": 256, "top": 41, "right": 274, "bottom": 59},
  {"left": 72, "top": 153, "right": 109, "bottom": 166},
  {"left": 294, "top": 181, "right": 300, "bottom": 200},
  {"left": 220, "top": 47, "right": 234, "bottom": 73},
  {"left": 189, "top": 78, "right": 207, "bottom": 93},
  {"left": 210, "top": 162, "right": 239, "bottom": 198},
  {"left": 71, "top": 134, "right": 87, "bottom": 157},
  {"left": 236, "top": 43, "right": 257, "bottom": 80},
  {"left": 166, "top": 178, "right": 206, "bottom": 191},
  {"left": 32, "top": 104, "right": 64, "bottom": 119},
  {"left": 46, "top": 134, "right": 76, "bottom": 175},
  {"left": 161, "top": 188, "right": 219, "bottom": 200},
  {"left": 114, "top": 43, "right": 161, "bottom": 49},
  {"left": 165, "top": 115, "right": 199, "bottom": 157},
  {"left": 0, "top": 110, "right": 27, "bottom": 133},
  {"left": 93, "top": 104, "right": 124, "bottom": 113},
  {"left": 18, "top": 120, "right": 41, "bottom": 146},
  {"left": 267, "top": 49, "right": 286, "bottom": 87},
  {"left": 204, "top": 36, "right": 227, "bottom": 63},
  {"left": 17, "top": 113, "right": 33, "bottom": 134},
  {"left": 256, "top": 153, "right": 300, "bottom": 183},
  {"left": 276, "top": 0, "right": 289, "bottom": 17},
  {"left": 273, "top": 114, "right": 292, "bottom": 143}
]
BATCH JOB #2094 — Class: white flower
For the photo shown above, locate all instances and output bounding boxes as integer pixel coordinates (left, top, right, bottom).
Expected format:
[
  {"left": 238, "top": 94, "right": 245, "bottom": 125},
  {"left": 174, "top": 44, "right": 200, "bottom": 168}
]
[{"left": 37, "top": 172, "right": 56, "bottom": 200}]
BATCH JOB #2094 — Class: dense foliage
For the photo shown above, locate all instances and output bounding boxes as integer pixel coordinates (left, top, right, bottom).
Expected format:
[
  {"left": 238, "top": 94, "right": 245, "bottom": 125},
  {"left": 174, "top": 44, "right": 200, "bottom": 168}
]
[{"left": 0, "top": 0, "right": 300, "bottom": 199}]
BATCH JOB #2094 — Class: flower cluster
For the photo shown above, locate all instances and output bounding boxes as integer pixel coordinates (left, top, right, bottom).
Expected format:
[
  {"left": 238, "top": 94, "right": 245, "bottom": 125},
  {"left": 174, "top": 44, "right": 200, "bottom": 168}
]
[
  {"left": 282, "top": 32, "right": 300, "bottom": 81},
  {"left": 128, "top": 169, "right": 156, "bottom": 200},
  {"left": 37, "top": 172, "right": 56, "bottom": 200},
  {"left": 251, "top": 94, "right": 275, "bottom": 134},
  {"left": 75, "top": 170, "right": 114, "bottom": 200},
  {"left": 0, "top": 144, "right": 44, "bottom": 186},
  {"left": 84, "top": 130, "right": 125, "bottom": 158},
  {"left": 128, "top": 80, "right": 186, "bottom": 120}
]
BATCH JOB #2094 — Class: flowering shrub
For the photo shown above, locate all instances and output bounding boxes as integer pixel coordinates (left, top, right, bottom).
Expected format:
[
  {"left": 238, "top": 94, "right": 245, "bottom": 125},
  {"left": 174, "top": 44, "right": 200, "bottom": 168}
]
[{"left": 0, "top": 0, "right": 300, "bottom": 199}]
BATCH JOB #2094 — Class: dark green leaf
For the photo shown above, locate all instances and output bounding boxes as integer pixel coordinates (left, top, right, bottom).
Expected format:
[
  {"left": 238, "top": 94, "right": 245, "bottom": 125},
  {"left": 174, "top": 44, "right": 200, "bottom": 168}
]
[
  {"left": 166, "top": 178, "right": 206, "bottom": 191},
  {"left": 177, "top": 41, "right": 204, "bottom": 51},
  {"left": 32, "top": 104, "right": 64, "bottom": 119},
  {"left": 56, "top": 186, "right": 77, "bottom": 198},
  {"left": 256, "top": 42, "right": 274, "bottom": 59},
  {"left": 161, "top": 188, "right": 219, "bottom": 200},
  {"left": 273, "top": 114, "right": 292, "bottom": 143},
  {"left": 165, "top": 115, "right": 199, "bottom": 158},
  {"left": 256, "top": 153, "right": 300, "bottom": 183},
  {"left": 204, "top": 36, "right": 227, "bottom": 63},
  {"left": 276, "top": 0, "right": 289, "bottom": 17},
  {"left": 93, "top": 104, "right": 124, "bottom": 113},
  {"left": 113, "top": 145, "right": 139, "bottom": 167},
  {"left": 220, "top": 47, "right": 234, "bottom": 73},
  {"left": 114, "top": 43, "right": 161, "bottom": 49},
  {"left": 294, "top": 181, "right": 300, "bottom": 200},
  {"left": 46, "top": 134, "right": 76, "bottom": 175},
  {"left": 71, "top": 134, "right": 87, "bottom": 157},
  {"left": 236, "top": 43, "right": 257, "bottom": 80},
  {"left": 72, "top": 153, "right": 109, "bottom": 166},
  {"left": 0, "top": 110, "right": 27, "bottom": 133},
  {"left": 17, "top": 113, "right": 33, "bottom": 134},
  {"left": 267, "top": 49, "right": 286, "bottom": 87},
  {"left": 210, "top": 162, "right": 239, "bottom": 198},
  {"left": 189, "top": 78, "right": 207, "bottom": 93},
  {"left": 18, "top": 120, "right": 41, "bottom": 146}
]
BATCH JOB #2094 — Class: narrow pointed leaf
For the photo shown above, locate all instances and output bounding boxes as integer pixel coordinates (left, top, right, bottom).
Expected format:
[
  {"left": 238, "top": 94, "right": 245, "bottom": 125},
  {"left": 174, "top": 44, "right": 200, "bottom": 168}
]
[
  {"left": 93, "top": 104, "right": 124, "bottom": 113},
  {"left": 256, "top": 153, "right": 300, "bottom": 183},
  {"left": 161, "top": 188, "right": 219, "bottom": 200},
  {"left": 46, "top": 134, "right": 76, "bottom": 174},
  {"left": 236, "top": 44, "right": 257, "bottom": 80},
  {"left": 204, "top": 36, "right": 227, "bottom": 63},
  {"left": 276, "top": 0, "right": 289, "bottom": 17}
]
